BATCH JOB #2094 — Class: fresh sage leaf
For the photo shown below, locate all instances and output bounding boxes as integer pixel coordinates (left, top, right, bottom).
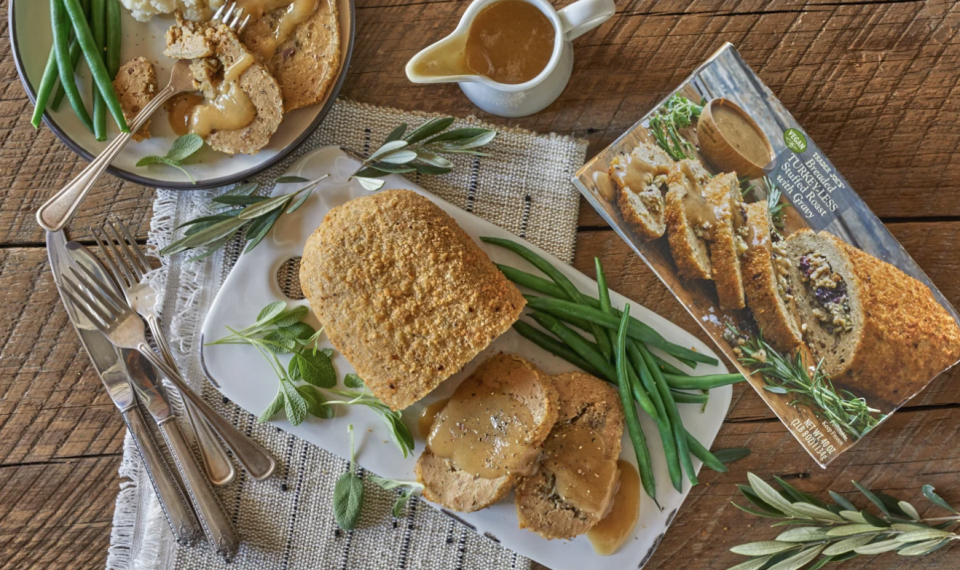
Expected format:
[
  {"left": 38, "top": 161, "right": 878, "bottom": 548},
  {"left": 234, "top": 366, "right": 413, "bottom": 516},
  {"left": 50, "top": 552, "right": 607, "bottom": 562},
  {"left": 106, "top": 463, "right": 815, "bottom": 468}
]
[
  {"left": 258, "top": 301, "right": 287, "bottom": 324},
  {"left": 343, "top": 374, "right": 364, "bottom": 389},
  {"left": 279, "top": 322, "right": 315, "bottom": 340},
  {"left": 298, "top": 350, "right": 336, "bottom": 388},
  {"left": 273, "top": 306, "right": 310, "bottom": 327},
  {"left": 296, "top": 385, "right": 331, "bottom": 418},
  {"left": 282, "top": 380, "right": 308, "bottom": 426},
  {"left": 334, "top": 425, "right": 364, "bottom": 529},
  {"left": 259, "top": 390, "right": 285, "bottom": 423},
  {"left": 166, "top": 133, "right": 204, "bottom": 161},
  {"left": 392, "top": 487, "right": 416, "bottom": 518}
]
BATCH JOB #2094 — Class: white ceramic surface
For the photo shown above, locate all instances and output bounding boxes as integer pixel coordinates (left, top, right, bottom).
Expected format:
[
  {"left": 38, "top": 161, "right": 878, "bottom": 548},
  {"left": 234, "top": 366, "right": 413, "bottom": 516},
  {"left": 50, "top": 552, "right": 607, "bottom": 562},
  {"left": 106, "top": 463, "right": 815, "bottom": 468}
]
[
  {"left": 405, "top": 0, "right": 615, "bottom": 118},
  {"left": 10, "top": 0, "right": 352, "bottom": 189},
  {"left": 200, "top": 146, "right": 731, "bottom": 570}
]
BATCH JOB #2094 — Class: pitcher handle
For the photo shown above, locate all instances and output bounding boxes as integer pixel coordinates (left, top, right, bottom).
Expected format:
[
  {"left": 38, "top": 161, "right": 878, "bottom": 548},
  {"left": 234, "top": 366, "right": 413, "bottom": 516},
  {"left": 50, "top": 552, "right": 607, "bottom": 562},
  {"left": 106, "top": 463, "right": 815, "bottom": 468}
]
[{"left": 558, "top": 0, "right": 615, "bottom": 41}]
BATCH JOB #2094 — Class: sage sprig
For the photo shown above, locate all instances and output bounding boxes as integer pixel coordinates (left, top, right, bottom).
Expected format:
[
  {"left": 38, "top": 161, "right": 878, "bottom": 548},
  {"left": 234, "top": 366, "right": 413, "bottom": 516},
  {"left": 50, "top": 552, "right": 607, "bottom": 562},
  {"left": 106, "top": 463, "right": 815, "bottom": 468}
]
[
  {"left": 161, "top": 174, "right": 328, "bottom": 261},
  {"left": 728, "top": 326, "right": 884, "bottom": 440},
  {"left": 349, "top": 117, "right": 497, "bottom": 191},
  {"left": 137, "top": 134, "right": 204, "bottom": 183},
  {"left": 334, "top": 425, "right": 364, "bottom": 530},
  {"left": 728, "top": 473, "right": 958, "bottom": 569},
  {"left": 208, "top": 301, "right": 415, "bottom": 457}
]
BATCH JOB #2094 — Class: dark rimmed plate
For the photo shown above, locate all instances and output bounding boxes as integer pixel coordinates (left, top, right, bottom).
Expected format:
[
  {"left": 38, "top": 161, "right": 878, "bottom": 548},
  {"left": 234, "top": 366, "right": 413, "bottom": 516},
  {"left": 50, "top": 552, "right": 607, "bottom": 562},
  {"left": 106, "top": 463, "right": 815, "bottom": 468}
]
[{"left": 10, "top": 0, "right": 354, "bottom": 190}]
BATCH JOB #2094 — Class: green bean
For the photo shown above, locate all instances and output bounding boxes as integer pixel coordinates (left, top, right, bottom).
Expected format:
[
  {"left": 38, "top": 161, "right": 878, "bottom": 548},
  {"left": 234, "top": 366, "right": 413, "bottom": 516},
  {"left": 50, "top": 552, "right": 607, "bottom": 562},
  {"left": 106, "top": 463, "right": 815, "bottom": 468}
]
[
  {"left": 529, "top": 312, "right": 659, "bottom": 419},
  {"left": 31, "top": 48, "right": 60, "bottom": 129},
  {"left": 481, "top": 237, "right": 613, "bottom": 361},
  {"left": 652, "top": 354, "right": 690, "bottom": 376},
  {"left": 497, "top": 264, "right": 599, "bottom": 307},
  {"left": 52, "top": 0, "right": 93, "bottom": 132},
  {"left": 524, "top": 296, "right": 717, "bottom": 366},
  {"left": 51, "top": 38, "right": 82, "bottom": 112},
  {"left": 632, "top": 341, "right": 682, "bottom": 492},
  {"left": 670, "top": 390, "right": 709, "bottom": 404},
  {"left": 640, "top": 343, "right": 698, "bottom": 487},
  {"left": 90, "top": 0, "right": 106, "bottom": 141},
  {"left": 616, "top": 305, "right": 658, "bottom": 506},
  {"left": 512, "top": 321, "right": 604, "bottom": 379},
  {"left": 663, "top": 373, "right": 744, "bottom": 390},
  {"left": 62, "top": 0, "right": 129, "bottom": 132},
  {"left": 685, "top": 431, "right": 728, "bottom": 473},
  {"left": 106, "top": 0, "right": 121, "bottom": 77}
]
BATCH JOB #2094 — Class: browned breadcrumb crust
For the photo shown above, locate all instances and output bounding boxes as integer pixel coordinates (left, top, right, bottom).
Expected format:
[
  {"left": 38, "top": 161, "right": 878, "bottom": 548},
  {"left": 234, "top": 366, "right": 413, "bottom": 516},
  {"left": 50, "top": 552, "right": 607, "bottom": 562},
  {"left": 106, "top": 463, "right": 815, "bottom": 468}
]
[
  {"left": 299, "top": 190, "right": 526, "bottom": 411},
  {"left": 240, "top": 0, "right": 341, "bottom": 112},
  {"left": 112, "top": 57, "right": 157, "bottom": 142},
  {"left": 802, "top": 230, "right": 960, "bottom": 408},
  {"left": 515, "top": 371, "right": 624, "bottom": 540},
  {"left": 704, "top": 172, "right": 746, "bottom": 310},
  {"left": 742, "top": 202, "right": 802, "bottom": 352},
  {"left": 415, "top": 354, "right": 558, "bottom": 513},
  {"left": 664, "top": 159, "right": 713, "bottom": 280}
]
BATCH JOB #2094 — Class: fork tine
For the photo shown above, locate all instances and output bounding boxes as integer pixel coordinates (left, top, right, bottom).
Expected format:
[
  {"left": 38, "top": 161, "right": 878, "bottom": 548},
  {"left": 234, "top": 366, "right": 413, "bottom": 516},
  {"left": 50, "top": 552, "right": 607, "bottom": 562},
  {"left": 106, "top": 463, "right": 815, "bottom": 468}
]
[
  {"left": 115, "top": 219, "right": 152, "bottom": 275},
  {"left": 229, "top": 9, "right": 242, "bottom": 30},
  {"left": 71, "top": 264, "right": 127, "bottom": 317},
  {"left": 212, "top": 1, "right": 228, "bottom": 21},
  {"left": 63, "top": 277, "right": 112, "bottom": 328},
  {"left": 222, "top": 2, "right": 237, "bottom": 22},
  {"left": 239, "top": 14, "right": 250, "bottom": 32},
  {"left": 107, "top": 220, "right": 146, "bottom": 281},
  {"left": 92, "top": 226, "right": 133, "bottom": 289}
]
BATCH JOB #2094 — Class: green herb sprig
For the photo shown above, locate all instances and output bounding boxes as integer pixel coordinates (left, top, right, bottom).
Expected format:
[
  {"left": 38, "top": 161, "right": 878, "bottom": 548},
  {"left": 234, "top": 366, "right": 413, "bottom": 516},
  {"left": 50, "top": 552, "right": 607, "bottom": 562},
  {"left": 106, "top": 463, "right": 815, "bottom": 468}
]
[
  {"left": 349, "top": 117, "right": 497, "bottom": 191},
  {"left": 369, "top": 476, "right": 424, "bottom": 518},
  {"left": 730, "top": 327, "right": 884, "bottom": 440},
  {"left": 648, "top": 94, "right": 704, "bottom": 161},
  {"left": 208, "top": 301, "right": 415, "bottom": 457},
  {"left": 160, "top": 174, "right": 328, "bottom": 261},
  {"left": 334, "top": 425, "right": 364, "bottom": 530},
  {"left": 741, "top": 175, "right": 790, "bottom": 230},
  {"left": 137, "top": 134, "right": 204, "bottom": 182},
  {"left": 728, "top": 473, "right": 958, "bottom": 569}
]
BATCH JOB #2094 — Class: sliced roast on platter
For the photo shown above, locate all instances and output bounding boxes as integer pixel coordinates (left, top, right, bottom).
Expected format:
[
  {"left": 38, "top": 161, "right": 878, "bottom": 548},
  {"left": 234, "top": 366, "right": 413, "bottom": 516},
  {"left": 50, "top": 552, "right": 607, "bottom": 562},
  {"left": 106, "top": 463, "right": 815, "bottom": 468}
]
[
  {"left": 609, "top": 142, "right": 675, "bottom": 241},
  {"left": 664, "top": 159, "right": 714, "bottom": 280},
  {"left": 415, "top": 354, "right": 559, "bottom": 513},
  {"left": 784, "top": 230, "right": 960, "bottom": 407},
  {"left": 741, "top": 202, "right": 803, "bottom": 353},
  {"left": 515, "top": 371, "right": 624, "bottom": 540},
  {"left": 703, "top": 172, "right": 747, "bottom": 310}
]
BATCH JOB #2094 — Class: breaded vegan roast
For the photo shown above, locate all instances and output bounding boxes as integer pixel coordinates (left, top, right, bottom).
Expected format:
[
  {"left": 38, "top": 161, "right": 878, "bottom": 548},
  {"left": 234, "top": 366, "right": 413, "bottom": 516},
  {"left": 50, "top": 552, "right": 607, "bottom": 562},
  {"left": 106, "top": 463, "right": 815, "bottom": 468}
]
[{"left": 299, "top": 190, "right": 526, "bottom": 411}]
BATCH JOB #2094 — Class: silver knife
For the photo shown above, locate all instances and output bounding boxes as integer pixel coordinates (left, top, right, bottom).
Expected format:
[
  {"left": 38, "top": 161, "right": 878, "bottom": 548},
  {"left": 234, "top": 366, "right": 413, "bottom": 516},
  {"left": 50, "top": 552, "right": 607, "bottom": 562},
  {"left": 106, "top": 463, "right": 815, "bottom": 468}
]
[
  {"left": 65, "top": 240, "right": 241, "bottom": 561},
  {"left": 46, "top": 230, "right": 202, "bottom": 546}
]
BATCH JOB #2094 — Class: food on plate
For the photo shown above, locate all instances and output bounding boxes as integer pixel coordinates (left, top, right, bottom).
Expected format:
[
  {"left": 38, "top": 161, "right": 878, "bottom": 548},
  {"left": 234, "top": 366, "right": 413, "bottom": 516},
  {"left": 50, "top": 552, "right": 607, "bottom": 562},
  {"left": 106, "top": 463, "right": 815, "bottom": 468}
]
[
  {"left": 120, "top": 0, "right": 221, "bottom": 22},
  {"left": 299, "top": 190, "right": 526, "bottom": 411},
  {"left": 239, "top": 0, "right": 341, "bottom": 112},
  {"left": 515, "top": 371, "right": 624, "bottom": 540},
  {"left": 703, "top": 172, "right": 747, "bottom": 310},
  {"left": 785, "top": 230, "right": 960, "bottom": 406},
  {"left": 415, "top": 354, "right": 558, "bottom": 512},
  {"left": 609, "top": 141, "right": 674, "bottom": 240},
  {"left": 165, "top": 18, "right": 283, "bottom": 154},
  {"left": 113, "top": 57, "right": 157, "bottom": 142},
  {"left": 664, "top": 159, "right": 714, "bottom": 280},
  {"left": 741, "top": 202, "right": 802, "bottom": 352}
]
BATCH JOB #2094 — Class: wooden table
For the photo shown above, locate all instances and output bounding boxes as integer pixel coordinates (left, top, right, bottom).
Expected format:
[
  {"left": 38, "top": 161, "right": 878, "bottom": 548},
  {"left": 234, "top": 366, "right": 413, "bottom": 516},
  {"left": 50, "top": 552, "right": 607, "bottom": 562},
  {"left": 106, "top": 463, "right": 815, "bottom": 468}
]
[{"left": 1, "top": 0, "right": 958, "bottom": 568}]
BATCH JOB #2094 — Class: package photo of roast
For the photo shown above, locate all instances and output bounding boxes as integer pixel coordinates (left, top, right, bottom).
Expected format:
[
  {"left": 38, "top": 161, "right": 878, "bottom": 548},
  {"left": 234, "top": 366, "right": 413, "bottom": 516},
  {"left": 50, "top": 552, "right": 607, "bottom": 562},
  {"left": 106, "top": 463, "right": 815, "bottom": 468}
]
[{"left": 575, "top": 43, "right": 960, "bottom": 466}]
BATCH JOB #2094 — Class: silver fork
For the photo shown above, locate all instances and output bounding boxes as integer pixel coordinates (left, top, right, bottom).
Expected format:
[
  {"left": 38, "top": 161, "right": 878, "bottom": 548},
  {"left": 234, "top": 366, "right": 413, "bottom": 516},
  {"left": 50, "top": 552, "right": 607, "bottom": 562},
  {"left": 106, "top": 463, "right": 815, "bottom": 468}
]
[
  {"left": 36, "top": 2, "right": 251, "bottom": 232},
  {"left": 92, "top": 220, "right": 236, "bottom": 486}
]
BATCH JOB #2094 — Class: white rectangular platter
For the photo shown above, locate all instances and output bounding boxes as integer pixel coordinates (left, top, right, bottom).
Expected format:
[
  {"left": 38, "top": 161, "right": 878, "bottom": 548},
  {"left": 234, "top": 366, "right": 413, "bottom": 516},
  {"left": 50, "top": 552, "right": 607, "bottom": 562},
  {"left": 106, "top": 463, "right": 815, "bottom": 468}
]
[{"left": 200, "top": 146, "right": 731, "bottom": 570}]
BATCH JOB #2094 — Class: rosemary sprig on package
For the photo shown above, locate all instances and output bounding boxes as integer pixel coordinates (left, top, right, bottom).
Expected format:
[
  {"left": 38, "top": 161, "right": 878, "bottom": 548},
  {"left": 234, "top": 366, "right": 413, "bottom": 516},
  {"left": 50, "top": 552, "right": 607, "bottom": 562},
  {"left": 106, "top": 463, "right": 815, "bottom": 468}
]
[
  {"left": 728, "top": 473, "right": 958, "bottom": 569},
  {"left": 208, "top": 301, "right": 415, "bottom": 457},
  {"left": 162, "top": 117, "right": 497, "bottom": 260},
  {"left": 728, "top": 327, "right": 884, "bottom": 440}
]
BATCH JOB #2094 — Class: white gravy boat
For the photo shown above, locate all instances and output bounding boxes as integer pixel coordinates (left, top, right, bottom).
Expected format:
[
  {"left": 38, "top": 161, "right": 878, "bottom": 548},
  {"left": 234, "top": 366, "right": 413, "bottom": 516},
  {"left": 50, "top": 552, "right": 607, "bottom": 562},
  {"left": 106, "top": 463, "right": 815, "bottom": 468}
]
[{"left": 405, "top": 0, "right": 615, "bottom": 118}]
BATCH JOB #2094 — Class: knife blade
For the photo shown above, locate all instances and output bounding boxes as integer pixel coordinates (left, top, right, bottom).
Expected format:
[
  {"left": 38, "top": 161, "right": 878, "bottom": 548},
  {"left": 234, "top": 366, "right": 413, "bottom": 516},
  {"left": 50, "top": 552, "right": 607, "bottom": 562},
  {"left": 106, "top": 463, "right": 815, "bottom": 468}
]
[
  {"left": 62, "top": 239, "right": 241, "bottom": 560},
  {"left": 47, "top": 230, "right": 202, "bottom": 546}
]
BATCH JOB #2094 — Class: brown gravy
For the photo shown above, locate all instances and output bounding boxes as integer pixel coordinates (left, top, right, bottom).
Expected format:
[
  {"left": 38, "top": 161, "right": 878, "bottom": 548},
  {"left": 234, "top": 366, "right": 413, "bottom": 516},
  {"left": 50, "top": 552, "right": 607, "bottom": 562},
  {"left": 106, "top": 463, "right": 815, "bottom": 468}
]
[
  {"left": 413, "top": 0, "right": 555, "bottom": 85},
  {"left": 239, "top": 0, "right": 319, "bottom": 62},
  {"left": 167, "top": 93, "right": 205, "bottom": 136},
  {"left": 612, "top": 152, "right": 660, "bottom": 191},
  {"left": 542, "top": 421, "right": 619, "bottom": 519},
  {"left": 428, "top": 389, "right": 538, "bottom": 479},
  {"left": 593, "top": 171, "right": 616, "bottom": 202},
  {"left": 677, "top": 162, "right": 716, "bottom": 232},
  {"left": 171, "top": 52, "right": 257, "bottom": 138},
  {"left": 587, "top": 460, "right": 640, "bottom": 556},
  {"left": 417, "top": 398, "right": 450, "bottom": 440},
  {"left": 713, "top": 105, "right": 770, "bottom": 166}
]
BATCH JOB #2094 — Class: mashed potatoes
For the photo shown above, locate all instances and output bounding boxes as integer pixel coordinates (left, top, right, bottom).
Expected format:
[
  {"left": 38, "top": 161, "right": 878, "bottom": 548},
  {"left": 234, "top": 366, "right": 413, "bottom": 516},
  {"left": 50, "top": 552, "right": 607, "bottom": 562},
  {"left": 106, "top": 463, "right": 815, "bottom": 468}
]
[{"left": 120, "top": 0, "right": 224, "bottom": 21}]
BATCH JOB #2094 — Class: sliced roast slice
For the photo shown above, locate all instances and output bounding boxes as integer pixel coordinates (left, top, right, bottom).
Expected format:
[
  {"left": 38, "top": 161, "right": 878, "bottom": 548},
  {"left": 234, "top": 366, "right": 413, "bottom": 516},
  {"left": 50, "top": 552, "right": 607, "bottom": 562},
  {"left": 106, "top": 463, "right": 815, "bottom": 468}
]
[
  {"left": 415, "top": 354, "right": 559, "bottom": 513},
  {"left": 609, "top": 141, "right": 675, "bottom": 241},
  {"left": 515, "top": 371, "right": 624, "bottom": 540},
  {"left": 704, "top": 172, "right": 748, "bottom": 310},
  {"left": 742, "top": 202, "right": 802, "bottom": 352},
  {"left": 665, "top": 159, "right": 714, "bottom": 280}
]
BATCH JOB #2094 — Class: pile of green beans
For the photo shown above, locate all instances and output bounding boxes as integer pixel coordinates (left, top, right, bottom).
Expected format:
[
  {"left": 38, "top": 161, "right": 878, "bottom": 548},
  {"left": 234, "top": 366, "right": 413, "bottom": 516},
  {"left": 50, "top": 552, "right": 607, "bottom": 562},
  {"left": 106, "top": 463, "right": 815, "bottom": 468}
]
[
  {"left": 32, "top": 0, "right": 128, "bottom": 135},
  {"left": 483, "top": 237, "right": 747, "bottom": 505}
]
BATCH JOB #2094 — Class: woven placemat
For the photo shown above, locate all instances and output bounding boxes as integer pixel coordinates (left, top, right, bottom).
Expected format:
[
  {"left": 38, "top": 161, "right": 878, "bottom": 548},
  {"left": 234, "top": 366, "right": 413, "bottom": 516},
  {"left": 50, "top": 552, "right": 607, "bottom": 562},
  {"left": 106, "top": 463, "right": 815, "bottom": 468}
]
[{"left": 106, "top": 98, "right": 588, "bottom": 570}]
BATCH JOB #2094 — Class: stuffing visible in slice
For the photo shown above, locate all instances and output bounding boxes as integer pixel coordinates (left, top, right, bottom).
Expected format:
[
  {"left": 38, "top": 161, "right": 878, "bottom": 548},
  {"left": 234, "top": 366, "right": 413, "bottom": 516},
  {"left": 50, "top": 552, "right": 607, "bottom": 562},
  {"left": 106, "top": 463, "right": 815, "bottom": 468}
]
[{"left": 610, "top": 141, "right": 675, "bottom": 241}]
